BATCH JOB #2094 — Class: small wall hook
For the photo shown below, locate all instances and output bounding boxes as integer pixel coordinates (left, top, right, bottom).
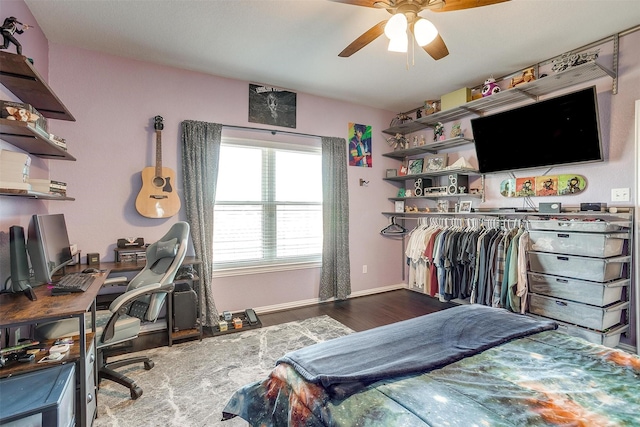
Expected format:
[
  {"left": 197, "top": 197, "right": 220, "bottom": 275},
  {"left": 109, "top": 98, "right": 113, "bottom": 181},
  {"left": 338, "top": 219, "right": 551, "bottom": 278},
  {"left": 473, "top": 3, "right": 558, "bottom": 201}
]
[{"left": 359, "top": 179, "right": 369, "bottom": 187}]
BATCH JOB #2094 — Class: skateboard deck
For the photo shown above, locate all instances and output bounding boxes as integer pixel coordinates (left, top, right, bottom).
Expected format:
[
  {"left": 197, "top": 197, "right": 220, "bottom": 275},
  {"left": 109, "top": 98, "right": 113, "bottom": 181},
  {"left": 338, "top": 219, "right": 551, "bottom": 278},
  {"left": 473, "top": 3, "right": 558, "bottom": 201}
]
[{"left": 500, "top": 174, "right": 586, "bottom": 197}]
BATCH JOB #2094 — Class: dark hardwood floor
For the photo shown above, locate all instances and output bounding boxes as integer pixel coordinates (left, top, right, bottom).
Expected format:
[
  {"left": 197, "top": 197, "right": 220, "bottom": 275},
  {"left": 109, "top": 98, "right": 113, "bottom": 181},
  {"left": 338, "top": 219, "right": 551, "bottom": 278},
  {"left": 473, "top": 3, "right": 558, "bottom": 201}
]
[
  {"left": 258, "top": 289, "right": 458, "bottom": 332},
  {"left": 136, "top": 289, "right": 457, "bottom": 351}
]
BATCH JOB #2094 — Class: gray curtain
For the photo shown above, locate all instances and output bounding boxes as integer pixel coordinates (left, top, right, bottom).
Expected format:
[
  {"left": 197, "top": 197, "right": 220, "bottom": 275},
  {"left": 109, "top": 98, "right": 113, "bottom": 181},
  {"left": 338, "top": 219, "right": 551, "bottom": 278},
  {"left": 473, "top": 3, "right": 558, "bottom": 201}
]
[
  {"left": 319, "top": 136, "right": 351, "bottom": 300},
  {"left": 181, "top": 120, "right": 221, "bottom": 327}
]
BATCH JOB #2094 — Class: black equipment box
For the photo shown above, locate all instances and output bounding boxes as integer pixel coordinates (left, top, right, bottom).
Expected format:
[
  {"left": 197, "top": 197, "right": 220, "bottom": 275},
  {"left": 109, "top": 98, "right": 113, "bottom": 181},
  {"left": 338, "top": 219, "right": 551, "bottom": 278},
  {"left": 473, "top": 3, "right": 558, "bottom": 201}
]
[{"left": 173, "top": 282, "right": 198, "bottom": 331}]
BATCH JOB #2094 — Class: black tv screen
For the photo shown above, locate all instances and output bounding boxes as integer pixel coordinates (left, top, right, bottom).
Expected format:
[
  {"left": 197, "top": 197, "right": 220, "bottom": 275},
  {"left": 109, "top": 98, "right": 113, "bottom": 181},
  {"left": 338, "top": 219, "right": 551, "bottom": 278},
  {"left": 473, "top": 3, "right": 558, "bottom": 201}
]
[{"left": 471, "top": 86, "right": 603, "bottom": 174}]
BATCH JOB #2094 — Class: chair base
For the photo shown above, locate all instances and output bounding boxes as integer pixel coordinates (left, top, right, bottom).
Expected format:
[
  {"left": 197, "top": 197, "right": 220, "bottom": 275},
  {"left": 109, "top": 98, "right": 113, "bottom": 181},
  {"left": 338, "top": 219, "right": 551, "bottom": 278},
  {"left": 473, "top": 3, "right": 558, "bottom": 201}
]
[{"left": 99, "top": 355, "right": 155, "bottom": 400}]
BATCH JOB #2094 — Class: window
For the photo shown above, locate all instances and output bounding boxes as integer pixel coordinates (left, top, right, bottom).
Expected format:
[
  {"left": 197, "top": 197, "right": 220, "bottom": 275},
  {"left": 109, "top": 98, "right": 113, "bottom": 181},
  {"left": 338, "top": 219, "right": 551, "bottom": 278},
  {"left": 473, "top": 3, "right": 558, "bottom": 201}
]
[{"left": 213, "top": 137, "right": 322, "bottom": 273}]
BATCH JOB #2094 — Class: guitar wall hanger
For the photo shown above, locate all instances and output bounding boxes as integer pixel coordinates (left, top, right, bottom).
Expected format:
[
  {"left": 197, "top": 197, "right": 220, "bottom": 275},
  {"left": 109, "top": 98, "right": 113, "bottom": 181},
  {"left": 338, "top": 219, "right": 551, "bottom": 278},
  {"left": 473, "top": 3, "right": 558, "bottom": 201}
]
[{"left": 135, "top": 115, "right": 181, "bottom": 218}]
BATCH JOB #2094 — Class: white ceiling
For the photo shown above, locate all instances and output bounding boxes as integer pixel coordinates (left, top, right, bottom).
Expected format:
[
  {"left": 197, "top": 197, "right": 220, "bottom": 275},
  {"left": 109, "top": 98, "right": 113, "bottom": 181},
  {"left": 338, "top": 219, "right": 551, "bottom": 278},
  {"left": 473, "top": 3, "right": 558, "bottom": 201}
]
[{"left": 23, "top": 0, "right": 640, "bottom": 113}]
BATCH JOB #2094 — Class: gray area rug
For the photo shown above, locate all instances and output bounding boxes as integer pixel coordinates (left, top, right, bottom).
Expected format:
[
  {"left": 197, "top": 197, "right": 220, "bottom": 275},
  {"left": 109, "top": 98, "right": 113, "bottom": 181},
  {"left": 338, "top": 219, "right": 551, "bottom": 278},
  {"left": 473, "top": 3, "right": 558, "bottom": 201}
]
[{"left": 93, "top": 315, "right": 354, "bottom": 427}]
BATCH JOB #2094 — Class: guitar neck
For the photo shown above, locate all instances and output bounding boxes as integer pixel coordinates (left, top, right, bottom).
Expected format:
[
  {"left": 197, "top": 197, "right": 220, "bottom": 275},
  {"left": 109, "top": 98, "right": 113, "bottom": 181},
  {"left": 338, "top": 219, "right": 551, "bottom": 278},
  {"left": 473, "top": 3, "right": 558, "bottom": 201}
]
[{"left": 155, "top": 129, "right": 163, "bottom": 176}]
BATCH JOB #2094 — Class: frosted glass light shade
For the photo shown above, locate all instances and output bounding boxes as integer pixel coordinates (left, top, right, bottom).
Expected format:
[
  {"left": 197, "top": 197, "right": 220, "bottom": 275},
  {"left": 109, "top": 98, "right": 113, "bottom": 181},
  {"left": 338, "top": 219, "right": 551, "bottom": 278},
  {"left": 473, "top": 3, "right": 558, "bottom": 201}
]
[
  {"left": 384, "top": 13, "right": 408, "bottom": 39},
  {"left": 388, "top": 33, "right": 408, "bottom": 52},
  {"left": 414, "top": 18, "right": 438, "bottom": 46}
]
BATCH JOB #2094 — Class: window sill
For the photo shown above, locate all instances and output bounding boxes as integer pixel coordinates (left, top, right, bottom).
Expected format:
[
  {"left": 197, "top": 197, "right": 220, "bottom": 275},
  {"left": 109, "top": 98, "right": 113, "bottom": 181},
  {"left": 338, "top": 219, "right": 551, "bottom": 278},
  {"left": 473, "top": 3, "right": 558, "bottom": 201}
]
[{"left": 213, "top": 260, "right": 322, "bottom": 278}]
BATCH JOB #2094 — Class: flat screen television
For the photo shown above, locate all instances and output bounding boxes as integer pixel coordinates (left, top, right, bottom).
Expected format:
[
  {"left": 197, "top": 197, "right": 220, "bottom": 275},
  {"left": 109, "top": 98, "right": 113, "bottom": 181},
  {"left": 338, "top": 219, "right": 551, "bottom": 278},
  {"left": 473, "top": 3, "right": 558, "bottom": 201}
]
[
  {"left": 27, "top": 213, "right": 73, "bottom": 285},
  {"left": 471, "top": 86, "right": 603, "bottom": 174}
]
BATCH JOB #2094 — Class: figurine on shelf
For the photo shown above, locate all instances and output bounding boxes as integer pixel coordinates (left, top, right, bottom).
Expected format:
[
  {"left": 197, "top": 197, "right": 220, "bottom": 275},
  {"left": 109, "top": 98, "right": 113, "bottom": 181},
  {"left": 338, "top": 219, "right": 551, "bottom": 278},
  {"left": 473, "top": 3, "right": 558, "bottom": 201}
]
[
  {"left": 508, "top": 67, "right": 535, "bottom": 88},
  {"left": 386, "top": 133, "right": 409, "bottom": 150},
  {"left": 450, "top": 123, "right": 463, "bottom": 138},
  {"left": 433, "top": 122, "right": 444, "bottom": 141},
  {"left": 481, "top": 77, "right": 501, "bottom": 97},
  {"left": 1, "top": 16, "right": 32, "bottom": 55},
  {"left": 424, "top": 100, "right": 441, "bottom": 115}
]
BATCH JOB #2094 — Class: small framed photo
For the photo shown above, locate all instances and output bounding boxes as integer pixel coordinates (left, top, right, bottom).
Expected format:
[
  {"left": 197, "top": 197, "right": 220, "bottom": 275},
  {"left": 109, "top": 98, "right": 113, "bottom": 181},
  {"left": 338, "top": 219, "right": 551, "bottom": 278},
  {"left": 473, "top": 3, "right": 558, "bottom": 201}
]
[
  {"left": 423, "top": 154, "right": 448, "bottom": 172},
  {"left": 394, "top": 200, "right": 405, "bottom": 213},
  {"left": 436, "top": 199, "right": 449, "bottom": 213},
  {"left": 407, "top": 158, "right": 424, "bottom": 175},
  {"left": 398, "top": 164, "right": 408, "bottom": 176},
  {"left": 459, "top": 201, "right": 473, "bottom": 213},
  {"left": 386, "top": 168, "right": 397, "bottom": 178}
]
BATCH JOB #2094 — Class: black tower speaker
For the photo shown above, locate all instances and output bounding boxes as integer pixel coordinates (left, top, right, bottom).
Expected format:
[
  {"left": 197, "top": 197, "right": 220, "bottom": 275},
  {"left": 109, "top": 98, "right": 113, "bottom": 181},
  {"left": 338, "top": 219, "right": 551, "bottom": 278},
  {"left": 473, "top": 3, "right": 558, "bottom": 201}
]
[
  {"left": 9, "top": 226, "right": 36, "bottom": 301},
  {"left": 446, "top": 174, "right": 469, "bottom": 195},
  {"left": 172, "top": 282, "right": 198, "bottom": 331}
]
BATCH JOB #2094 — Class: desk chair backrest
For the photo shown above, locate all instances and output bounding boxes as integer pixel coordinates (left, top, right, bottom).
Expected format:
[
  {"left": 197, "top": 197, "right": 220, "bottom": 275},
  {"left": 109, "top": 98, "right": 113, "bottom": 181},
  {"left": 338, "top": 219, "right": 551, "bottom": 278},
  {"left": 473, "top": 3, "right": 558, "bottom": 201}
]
[{"left": 127, "top": 221, "right": 189, "bottom": 321}]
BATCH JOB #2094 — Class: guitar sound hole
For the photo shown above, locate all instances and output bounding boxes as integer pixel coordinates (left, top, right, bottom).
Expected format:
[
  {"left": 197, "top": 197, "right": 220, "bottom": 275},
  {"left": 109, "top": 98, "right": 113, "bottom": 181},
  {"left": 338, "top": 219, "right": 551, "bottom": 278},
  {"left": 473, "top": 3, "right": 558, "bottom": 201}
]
[{"left": 153, "top": 176, "right": 165, "bottom": 187}]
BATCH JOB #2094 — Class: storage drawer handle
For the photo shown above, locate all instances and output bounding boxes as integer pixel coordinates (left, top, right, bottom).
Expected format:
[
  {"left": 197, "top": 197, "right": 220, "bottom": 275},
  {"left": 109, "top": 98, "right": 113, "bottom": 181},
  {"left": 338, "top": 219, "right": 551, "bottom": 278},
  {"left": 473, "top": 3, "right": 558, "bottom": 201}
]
[
  {"left": 555, "top": 301, "right": 568, "bottom": 306},
  {"left": 556, "top": 233, "right": 570, "bottom": 238},
  {"left": 556, "top": 256, "right": 569, "bottom": 261},
  {"left": 555, "top": 278, "right": 569, "bottom": 283}
]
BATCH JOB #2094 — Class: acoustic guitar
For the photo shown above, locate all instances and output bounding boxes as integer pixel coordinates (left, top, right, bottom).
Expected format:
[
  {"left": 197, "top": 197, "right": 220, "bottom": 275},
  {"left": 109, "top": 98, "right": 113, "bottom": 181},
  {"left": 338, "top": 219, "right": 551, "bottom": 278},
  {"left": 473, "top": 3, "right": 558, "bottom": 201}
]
[{"left": 135, "top": 115, "right": 181, "bottom": 218}]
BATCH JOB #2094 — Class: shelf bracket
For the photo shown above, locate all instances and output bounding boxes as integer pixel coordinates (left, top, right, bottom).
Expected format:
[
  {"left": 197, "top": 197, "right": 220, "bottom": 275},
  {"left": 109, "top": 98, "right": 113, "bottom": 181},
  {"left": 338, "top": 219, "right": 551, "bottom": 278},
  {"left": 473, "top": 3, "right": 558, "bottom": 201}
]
[{"left": 612, "top": 32, "right": 619, "bottom": 95}]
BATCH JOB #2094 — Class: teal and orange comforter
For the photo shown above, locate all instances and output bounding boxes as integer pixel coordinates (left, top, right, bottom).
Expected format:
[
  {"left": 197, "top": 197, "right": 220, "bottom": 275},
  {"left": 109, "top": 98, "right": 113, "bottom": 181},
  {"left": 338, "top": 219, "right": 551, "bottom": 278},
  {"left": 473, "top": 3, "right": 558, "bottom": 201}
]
[{"left": 223, "top": 308, "right": 640, "bottom": 426}]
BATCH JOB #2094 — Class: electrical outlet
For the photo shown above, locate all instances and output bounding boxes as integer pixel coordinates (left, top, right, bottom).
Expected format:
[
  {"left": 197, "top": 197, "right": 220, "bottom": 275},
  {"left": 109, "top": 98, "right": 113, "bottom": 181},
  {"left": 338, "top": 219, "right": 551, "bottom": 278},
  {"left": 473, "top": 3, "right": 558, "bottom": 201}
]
[
  {"left": 611, "top": 188, "right": 630, "bottom": 202},
  {"left": 362, "top": 265, "right": 368, "bottom": 274}
]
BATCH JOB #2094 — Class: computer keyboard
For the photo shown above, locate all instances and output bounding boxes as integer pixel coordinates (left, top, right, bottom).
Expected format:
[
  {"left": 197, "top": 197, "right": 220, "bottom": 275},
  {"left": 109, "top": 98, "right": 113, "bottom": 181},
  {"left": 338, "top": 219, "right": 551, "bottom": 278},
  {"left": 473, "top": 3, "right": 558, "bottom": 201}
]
[{"left": 51, "top": 272, "right": 95, "bottom": 295}]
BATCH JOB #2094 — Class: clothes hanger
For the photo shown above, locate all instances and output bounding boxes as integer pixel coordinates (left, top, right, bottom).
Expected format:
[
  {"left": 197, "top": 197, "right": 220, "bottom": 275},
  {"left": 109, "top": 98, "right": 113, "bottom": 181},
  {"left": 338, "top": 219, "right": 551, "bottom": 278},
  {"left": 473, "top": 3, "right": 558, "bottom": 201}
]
[{"left": 380, "top": 216, "right": 407, "bottom": 235}]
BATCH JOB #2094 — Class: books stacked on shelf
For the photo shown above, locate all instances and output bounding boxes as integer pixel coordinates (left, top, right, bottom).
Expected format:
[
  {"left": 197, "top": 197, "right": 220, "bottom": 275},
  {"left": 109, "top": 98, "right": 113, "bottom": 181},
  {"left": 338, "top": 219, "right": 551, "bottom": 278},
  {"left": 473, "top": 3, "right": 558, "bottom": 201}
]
[
  {"left": 48, "top": 133, "right": 67, "bottom": 151},
  {"left": 28, "top": 179, "right": 67, "bottom": 196},
  {"left": 49, "top": 180, "right": 67, "bottom": 196},
  {"left": 0, "top": 149, "right": 31, "bottom": 191}
]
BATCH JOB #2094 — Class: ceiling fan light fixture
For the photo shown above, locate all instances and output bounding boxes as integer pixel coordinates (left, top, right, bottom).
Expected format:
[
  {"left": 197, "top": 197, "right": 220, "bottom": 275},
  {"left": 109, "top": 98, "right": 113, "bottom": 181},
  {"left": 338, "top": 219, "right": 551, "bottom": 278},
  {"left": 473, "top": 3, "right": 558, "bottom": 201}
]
[
  {"left": 414, "top": 18, "right": 438, "bottom": 46},
  {"left": 387, "top": 33, "right": 408, "bottom": 53},
  {"left": 384, "top": 13, "right": 407, "bottom": 39}
]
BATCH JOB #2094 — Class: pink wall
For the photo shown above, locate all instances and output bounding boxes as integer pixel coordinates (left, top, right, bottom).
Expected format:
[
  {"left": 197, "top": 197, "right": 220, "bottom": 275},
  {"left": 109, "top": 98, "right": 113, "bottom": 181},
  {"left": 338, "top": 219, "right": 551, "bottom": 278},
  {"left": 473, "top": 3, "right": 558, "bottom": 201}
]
[{"left": 2, "top": 0, "right": 639, "bottom": 318}]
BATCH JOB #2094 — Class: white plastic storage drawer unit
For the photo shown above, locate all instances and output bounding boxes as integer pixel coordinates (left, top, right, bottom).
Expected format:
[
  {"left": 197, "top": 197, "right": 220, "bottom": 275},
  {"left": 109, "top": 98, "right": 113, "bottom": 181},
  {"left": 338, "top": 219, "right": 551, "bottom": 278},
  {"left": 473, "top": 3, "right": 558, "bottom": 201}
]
[
  {"left": 527, "top": 273, "right": 629, "bottom": 307},
  {"left": 528, "top": 230, "right": 625, "bottom": 258},
  {"left": 528, "top": 294, "right": 629, "bottom": 331},
  {"left": 556, "top": 322, "right": 629, "bottom": 347},
  {"left": 528, "top": 218, "right": 630, "bottom": 233},
  {"left": 527, "top": 251, "right": 629, "bottom": 282}
]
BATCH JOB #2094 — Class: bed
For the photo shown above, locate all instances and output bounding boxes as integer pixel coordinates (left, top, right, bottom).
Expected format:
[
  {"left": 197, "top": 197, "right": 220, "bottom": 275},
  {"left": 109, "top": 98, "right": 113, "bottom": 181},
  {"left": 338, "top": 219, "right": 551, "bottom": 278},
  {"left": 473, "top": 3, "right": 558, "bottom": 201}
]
[{"left": 222, "top": 304, "right": 640, "bottom": 426}]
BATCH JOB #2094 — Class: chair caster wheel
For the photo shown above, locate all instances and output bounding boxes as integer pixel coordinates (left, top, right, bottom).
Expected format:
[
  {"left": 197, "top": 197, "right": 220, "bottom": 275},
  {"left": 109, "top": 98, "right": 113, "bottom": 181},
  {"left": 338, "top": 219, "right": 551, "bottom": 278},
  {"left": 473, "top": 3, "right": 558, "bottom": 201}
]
[
  {"left": 131, "top": 386, "right": 143, "bottom": 400},
  {"left": 144, "top": 360, "right": 154, "bottom": 370}
]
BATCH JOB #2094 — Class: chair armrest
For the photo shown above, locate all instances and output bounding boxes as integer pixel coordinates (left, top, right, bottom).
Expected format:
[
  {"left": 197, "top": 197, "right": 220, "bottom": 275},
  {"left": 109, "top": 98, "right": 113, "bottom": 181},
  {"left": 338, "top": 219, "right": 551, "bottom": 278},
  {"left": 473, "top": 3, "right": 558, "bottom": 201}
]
[
  {"left": 102, "top": 282, "right": 175, "bottom": 342},
  {"left": 108, "top": 283, "right": 161, "bottom": 312},
  {"left": 103, "top": 276, "right": 128, "bottom": 286}
]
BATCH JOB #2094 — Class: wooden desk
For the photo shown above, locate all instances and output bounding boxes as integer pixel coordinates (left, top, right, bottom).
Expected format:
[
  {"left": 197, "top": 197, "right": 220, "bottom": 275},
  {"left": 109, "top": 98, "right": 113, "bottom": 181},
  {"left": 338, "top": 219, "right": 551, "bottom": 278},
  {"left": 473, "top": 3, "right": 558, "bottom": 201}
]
[{"left": 0, "top": 271, "right": 108, "bottom": 427}]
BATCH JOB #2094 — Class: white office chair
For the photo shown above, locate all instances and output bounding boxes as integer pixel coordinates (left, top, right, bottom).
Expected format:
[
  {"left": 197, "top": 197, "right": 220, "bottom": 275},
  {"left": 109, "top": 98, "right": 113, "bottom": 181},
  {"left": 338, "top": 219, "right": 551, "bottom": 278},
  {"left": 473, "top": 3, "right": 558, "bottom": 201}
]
[{"left": 36, "top": 221, "right": 190, "bottom": 399}]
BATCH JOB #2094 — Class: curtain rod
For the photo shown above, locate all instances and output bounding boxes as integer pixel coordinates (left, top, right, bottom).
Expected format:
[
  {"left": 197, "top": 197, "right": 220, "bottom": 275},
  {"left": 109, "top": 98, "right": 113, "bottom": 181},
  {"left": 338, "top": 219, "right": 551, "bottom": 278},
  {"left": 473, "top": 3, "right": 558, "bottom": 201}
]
[{"left": 223, "top": 124, "right": 323, "bottom": 139}]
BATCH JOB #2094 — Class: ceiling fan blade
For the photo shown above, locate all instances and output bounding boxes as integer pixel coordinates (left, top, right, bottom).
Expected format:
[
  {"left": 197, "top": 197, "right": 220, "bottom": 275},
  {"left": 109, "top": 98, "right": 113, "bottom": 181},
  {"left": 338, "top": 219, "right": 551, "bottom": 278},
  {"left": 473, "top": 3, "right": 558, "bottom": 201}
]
[
  {"left": 339, "top": 20, "right": 388, "bottom": 57},
  {"left": 430, "top": 0, "right": 509, "bottom": 12},
  {"left": 421, "top": 33, "right": 449, "bottom": 60},
  {"left": 328, "top": 0, "right": 383, "bottom": 7}
]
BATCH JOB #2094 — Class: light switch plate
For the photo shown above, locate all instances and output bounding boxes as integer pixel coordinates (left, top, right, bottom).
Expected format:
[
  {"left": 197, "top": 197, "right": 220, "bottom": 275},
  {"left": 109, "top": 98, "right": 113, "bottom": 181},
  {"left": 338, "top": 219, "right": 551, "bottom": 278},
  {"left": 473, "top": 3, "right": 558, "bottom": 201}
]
[{"left": 611, "top": 188, "right": 630, "bottom": 202}]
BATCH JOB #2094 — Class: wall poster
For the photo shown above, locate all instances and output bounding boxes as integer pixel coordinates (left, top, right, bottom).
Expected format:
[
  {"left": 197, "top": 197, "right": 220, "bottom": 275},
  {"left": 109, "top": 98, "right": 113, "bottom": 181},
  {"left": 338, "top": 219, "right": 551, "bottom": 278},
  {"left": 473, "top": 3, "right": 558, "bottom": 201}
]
[
  {"left": 248, "top": 84, "right": 297, "bottom": 128},
  {"left": 348, "top": 122, "right": 372, "bottom": 167}
]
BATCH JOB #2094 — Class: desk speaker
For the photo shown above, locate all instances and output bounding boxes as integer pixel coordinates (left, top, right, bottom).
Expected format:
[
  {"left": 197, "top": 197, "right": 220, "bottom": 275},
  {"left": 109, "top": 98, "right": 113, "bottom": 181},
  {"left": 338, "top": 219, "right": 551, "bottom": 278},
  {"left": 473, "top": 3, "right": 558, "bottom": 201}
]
[
  {"left": 446, "top": 174, "right": 469, "bottom": 195},
  {"left": 87, "top": 253, "right": 100, "bottom": 266}
]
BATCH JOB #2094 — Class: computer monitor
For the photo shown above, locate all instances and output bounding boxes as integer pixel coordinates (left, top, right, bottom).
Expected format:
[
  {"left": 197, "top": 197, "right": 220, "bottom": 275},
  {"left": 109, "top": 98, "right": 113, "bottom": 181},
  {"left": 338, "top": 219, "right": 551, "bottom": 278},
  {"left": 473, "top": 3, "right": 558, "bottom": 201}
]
[{"left": 27, "top": 214, "right": 73, "bottom": 285}]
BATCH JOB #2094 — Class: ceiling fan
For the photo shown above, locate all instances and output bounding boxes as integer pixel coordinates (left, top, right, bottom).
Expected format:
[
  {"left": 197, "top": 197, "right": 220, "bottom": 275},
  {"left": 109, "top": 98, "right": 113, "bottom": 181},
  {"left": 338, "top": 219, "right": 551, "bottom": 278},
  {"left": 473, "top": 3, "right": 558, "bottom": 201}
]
[{"left": 331, "top": 0, "right": 510, "bottom": 60}]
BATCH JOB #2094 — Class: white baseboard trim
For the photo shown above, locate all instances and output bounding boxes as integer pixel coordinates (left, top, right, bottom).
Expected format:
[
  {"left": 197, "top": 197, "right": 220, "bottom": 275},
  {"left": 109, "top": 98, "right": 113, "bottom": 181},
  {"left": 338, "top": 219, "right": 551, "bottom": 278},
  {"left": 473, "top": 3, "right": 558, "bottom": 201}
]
[{"left": 253, "top": 283, "right": 407, "bottom": 315}]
